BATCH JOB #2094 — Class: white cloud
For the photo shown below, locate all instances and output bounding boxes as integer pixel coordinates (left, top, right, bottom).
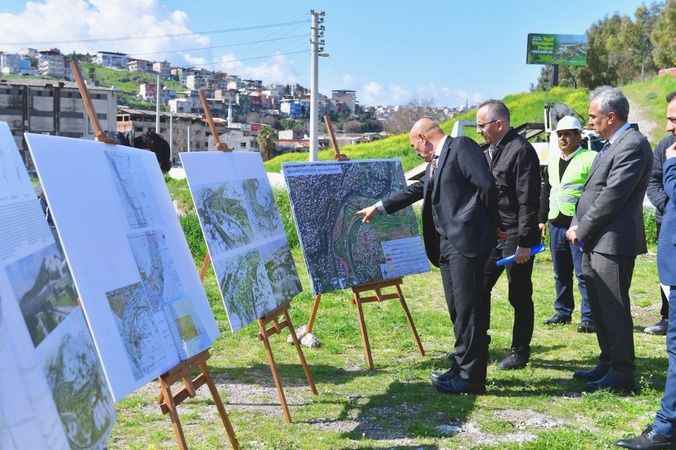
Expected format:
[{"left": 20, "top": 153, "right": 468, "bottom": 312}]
[
  {"left": 0, "top": 0, "right": 208, "bottom": 64},
  {"left": 359, "top": 81, "right": 410, "bottom": 106},
  {"left": 355, "top": 79, "right": 484, "bottom": 107},
  {"left": 215, "top": 52, "right": 299, "bottom": 85}
]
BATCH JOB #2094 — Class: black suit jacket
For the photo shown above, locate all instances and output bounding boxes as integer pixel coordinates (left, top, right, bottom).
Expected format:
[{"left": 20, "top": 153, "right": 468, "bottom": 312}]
[
  {"left": 485, "top": 128, "right": 542, "bottom": 247},
  {"left": 383, "top": 136, "right": 497, "bottom": 265},
  {"left": 573, "top": 127, "right": 653, "bottom": 256}
]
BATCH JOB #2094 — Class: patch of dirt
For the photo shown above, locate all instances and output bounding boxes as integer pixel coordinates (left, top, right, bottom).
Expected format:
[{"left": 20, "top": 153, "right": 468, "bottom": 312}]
[{"left": 494, "top": 409, "right": 566, "bottom": 429}]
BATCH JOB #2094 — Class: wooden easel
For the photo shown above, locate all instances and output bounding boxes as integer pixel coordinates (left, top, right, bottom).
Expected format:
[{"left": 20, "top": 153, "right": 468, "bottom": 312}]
[
  {"left": 158, "top": 350, "right": 239, "bottom": 450},
  {"left": 71, "top": 61, "right": 239, "bottom": 449},
  {"left": 300, "top": 116, "right": 426, "bottom": 370},
  {"left": 196, "top": 93, "right": 318, "bottom": 422}
]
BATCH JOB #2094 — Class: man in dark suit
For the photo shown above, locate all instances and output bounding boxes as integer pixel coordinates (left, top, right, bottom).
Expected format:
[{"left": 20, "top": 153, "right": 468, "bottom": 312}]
[
  {"left": 477, "top": 100, "right": 542, "bottom": 370},
  {"left": 567, "top": 86, "right": 653, "bottom": 394},
  {"left": 357, "top": 117, "right": 496, "bottom": 394},
  {"left": 616, "top": 107, "right": 676, "bottom": 449},
  {"left": 644, "top": 92, "right": 676, "bottom": 336}
]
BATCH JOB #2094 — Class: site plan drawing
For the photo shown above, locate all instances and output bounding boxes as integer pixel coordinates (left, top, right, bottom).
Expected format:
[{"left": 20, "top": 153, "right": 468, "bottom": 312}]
[
  {"left": 0, "top": 122, "right": 115, "bottom": 449},
  {"left": 26, "top": 133, "right": 219, "bottom": 401},
  {"left": 283, "top": 160, "right": 429, "bottom": 293},
  {"left": 181, "top": 151, "right": 301, "bottom": 332}
]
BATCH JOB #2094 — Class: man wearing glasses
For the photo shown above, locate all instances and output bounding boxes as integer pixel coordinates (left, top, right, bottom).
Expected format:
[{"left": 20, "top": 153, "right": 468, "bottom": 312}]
[
  {"left": 357, "top": 118, "right": 496, "bottom": 394},
  {"left": 476, "top": 100, "right": 542, "bottom": 370}
]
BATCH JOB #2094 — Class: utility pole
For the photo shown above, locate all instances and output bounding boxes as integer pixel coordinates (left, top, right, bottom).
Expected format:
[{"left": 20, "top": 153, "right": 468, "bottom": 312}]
[
  {"left": 155, "top": 73, "right": 161, "bottom": 133},
  {"left": 169, "top": 111, "right": 173, "bottom": 163},
  {"left": 309, "top": 10, "right": 327, "bottom": 161},
  {"left": 187, "top": 123, "right": 191, "bottom": 152}
]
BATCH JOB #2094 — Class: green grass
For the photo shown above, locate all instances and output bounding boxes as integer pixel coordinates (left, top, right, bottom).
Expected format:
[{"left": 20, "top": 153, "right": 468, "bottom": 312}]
[
  {"left": 110, "top": 180, "right": 668, "bottom": 449},
  {"left": 264, "top": 86, "right": 589, "bottom": 173},
  {"left": 623, "top": 75, "right": 676, "bottom": 144}
]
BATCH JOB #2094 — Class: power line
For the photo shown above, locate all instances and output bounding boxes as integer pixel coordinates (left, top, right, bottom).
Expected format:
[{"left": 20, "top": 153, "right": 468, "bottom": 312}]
[
  {"left": 0, "top": 19, "right": 309, "bottom": 46},
  {"left": 129, "top": 34, "right": 308, "bottom": 58},
  {"left": 194, "top": 49, "right": 308, "bottom": 68}
]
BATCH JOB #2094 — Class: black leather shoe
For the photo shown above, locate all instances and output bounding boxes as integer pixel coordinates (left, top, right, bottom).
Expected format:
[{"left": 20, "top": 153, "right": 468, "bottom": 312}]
[
  {"left": 577, "top": 321, "right": 597, "bottom": 333},
  {"left": 498, "top": 351, "right": 529, "bottom": 370},
  {"left": 544, "top": 313, "right": 572, "bottom": 325},
  {"left": 432, "top": 375, "right": 486, "bottom": 395},
  {"left": 430, "top": 366, "right": 458, "bottom": 384},
  {"left": 645, "top": 319, "right": 668, "bottom": 336},
  {"left": 585, "top": 369, "right": 636, "bottom": 394},
  {"left": 616, "top": 425, "right": 674, "bottom": 449},
  {"left": 573, "top": 363, "right": 609, "bottom": 382}
]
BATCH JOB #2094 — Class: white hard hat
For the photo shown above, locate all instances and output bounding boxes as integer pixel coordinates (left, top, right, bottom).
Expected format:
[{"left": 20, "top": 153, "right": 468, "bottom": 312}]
[{"left": 555, "top": 115, "right": 583, "bottom": 132}]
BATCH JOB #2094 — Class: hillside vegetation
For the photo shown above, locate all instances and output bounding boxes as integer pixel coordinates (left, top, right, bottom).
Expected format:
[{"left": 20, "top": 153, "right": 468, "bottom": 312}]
[{"left": 264, "top": 86, "right": 589, "bottom": 173}]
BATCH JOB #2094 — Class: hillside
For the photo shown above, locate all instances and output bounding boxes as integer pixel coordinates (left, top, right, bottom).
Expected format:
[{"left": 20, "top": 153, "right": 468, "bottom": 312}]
[
  {"left": 264, "top": 76, "right": 676, "bottom": 173},
  {"left": 80, "top": 63, "right": 186, "bottom": 110},
  {"left": 264, "top": 86, "right": 589, "bottom": 172}
]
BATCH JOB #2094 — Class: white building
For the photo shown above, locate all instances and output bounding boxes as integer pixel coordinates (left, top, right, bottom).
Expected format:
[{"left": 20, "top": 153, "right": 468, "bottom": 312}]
[
  {"left": 127, "top": 58, "right": 153, "bottom": 72},
  {"left": 95, "top": 51, "right": 128, "bottom": 69},
  {"left": 168, "top": 96, "right": 200, "bottom": 114},
  {"left": 38, "top": 50, "right": 66, "bottom": 78},
  {"left": 153, "top": 61, "right": 171, "bottom": 78}
]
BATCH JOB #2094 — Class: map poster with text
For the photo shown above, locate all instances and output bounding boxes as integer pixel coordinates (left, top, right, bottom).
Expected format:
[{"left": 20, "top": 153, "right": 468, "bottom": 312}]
[
  {"left": 26, "top": 133, "right": 220, "bottom": 402},
  {"left": 282, "top": 160, "right": 429, "bottom": 294},
  {"left": 180, "top": 151, "right": 302, "bottom": 332},
  {"left": 0, "top": 122, "right": 115, "bottom": 449}
]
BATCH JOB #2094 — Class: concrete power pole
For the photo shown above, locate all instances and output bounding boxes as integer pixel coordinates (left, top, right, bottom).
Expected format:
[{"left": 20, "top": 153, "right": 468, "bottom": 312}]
[
  {"left": 155, "top": 73, "right": 161, "bottom": 133},
  {"left": 309, "top": 10, "right": 326, "bottom": 161}
]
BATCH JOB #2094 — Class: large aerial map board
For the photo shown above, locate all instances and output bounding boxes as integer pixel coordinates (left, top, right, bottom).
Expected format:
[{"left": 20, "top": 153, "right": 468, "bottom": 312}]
[
  {"left": 180, "top": 151, "right": 301, "bottom": 332},
  {"left": 26, "top": 133, "right": 220, "bottom": 402},
  {"left": 0, "top": 122, "right": 115, "bottom": 449},
  {"left": 282, "top": 160, "right": 429, "bottom": 294}
]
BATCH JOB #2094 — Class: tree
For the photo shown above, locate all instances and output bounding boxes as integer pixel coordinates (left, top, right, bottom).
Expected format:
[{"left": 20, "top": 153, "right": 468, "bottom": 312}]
[
  {"left": 257, "top": 126, "right": 276, "bottom": 161},
  {"left": 384, "top": 98, "right": 436, "bottom": 133},
  {"left": 651, "top": 0, "right": 676, "bottom": 68}
]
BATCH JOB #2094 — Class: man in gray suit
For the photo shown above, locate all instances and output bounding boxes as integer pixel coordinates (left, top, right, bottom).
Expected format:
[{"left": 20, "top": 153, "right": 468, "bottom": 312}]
[{"left": 566, "top": 86, "right": 653, "bottom": 393}]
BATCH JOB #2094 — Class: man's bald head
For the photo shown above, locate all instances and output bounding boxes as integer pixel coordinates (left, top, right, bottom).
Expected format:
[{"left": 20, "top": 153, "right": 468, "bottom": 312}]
[{"left": 409, "top": 117, "right": 443, "bottom": 139}]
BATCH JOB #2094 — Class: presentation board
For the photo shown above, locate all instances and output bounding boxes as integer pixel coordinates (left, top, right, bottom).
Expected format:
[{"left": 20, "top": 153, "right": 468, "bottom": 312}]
[
  {"left": 282, "top": 160, "right": 429, "bottom": 294},
  {"left": 0, "top": 123, "right": 115, "bottom": 449},
  {"left": 181, "top": 151, "right": 301, "bottom": 331},
  {"left": 26, "top": 133, "right": 219, "bottom": 402}
]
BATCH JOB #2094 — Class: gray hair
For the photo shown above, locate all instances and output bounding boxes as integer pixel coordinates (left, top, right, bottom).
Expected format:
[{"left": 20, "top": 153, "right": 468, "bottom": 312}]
[
  {"left": 590, "top": 86, "right": 629, "bottom": 122},
  {"left": 478, "top": 99, "right": 510, "bottom": 124}
]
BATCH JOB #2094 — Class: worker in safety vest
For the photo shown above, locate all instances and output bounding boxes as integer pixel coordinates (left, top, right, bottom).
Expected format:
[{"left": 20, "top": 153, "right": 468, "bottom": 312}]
[{"left": 539, "top": 116, "right": 597, "bottom": 333}]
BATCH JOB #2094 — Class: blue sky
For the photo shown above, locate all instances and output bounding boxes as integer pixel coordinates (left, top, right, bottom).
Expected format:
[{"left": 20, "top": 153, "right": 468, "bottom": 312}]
[{"left": 0, "top": 0, "right": 652, "bottom": 106}]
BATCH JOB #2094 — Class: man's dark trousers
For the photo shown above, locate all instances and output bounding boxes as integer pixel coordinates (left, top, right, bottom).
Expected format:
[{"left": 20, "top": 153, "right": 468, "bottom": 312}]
[
  {"left": 654, "top": 286, "right": 676, "bottom": 437},
  {"left": 482, "top": 234, "right": 535, "bottom": 356},
  {"left": 549, "top": 222, "right": 593, "bottom": 322},
  {"left": 582, "top": 251, "right": 636, "bottom": 374},
  {"left": 439, "top": 237, "right": 490, "bottom": 384}
]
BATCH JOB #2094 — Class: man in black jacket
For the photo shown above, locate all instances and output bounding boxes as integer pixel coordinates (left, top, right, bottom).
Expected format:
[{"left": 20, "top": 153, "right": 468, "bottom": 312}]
[
  {"left": 477, "top": 100, "right": 542, "bottom": 370},
  {"left": 357, "top": 117, "right": 496, "bottom": 394},
  {"left": 644, "top": 91, "right": 676, "bottom": 336}
]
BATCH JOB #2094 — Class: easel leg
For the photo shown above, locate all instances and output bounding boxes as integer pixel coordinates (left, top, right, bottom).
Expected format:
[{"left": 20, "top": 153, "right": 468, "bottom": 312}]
[
  {"left": 306, "top": 294, "right": 322, "bottom": 333},
  {"left": 259, "top": 320, "right": 292, "bottom": 423},
  {"left": 159, "top": 378, "right": 188, "bottom": 450},
  {"left": 197, "top": 362, "right": 240, "bottom": 450},
  {"left": 198, "top": 254, "right": 211, "bottom": 281},
  {"left": 283, "top": 310, "right": 318, "bottom": 395},
  {"left": 396, "top": 285, "right": 425, "bottom": 356},
  {"left": 352, "top": 292, "right": 374, "bottom": 370}
]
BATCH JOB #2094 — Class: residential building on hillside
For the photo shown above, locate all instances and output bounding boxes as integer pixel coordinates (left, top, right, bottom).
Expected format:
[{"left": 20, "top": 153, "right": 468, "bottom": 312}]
[
  {"left": 127, "top": 58, "right": 153, "bottom": 72},
  {"left": 153, "top": 61, "right": 171, "bottom": 78},
  {"left": 95, "top": 51, "right": 128, "bottom": 69},
  {"left": 0, "top": 79, "right": 117, "bottom": 166},
  {"left": 332, "top": 89, "right": 357, "bottom": 114},
  {"left": 38, "top": 49, "right": 67, "bottom": 78},
  {"left": 0, "top": 53, "right": 32, "bottom": 75}
]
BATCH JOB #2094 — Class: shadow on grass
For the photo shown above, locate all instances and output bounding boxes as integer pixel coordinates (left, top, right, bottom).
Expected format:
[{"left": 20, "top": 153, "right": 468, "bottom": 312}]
[
  {"left": 208, "top": 362, "right": 377, "bottom": 388},
  {"left": 329, "top": 380, "right": 477, "bottom": 443}
]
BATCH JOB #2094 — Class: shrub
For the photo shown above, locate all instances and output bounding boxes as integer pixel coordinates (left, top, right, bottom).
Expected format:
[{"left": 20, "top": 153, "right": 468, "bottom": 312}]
[{"left": 180, "top": 213, "right": 206, "bottom": 261}]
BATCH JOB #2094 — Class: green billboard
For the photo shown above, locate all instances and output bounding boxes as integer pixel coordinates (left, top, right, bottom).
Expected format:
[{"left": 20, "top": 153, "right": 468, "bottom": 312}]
[{"left": 526, "top": 33, "right": 587, "bottom": 66}]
